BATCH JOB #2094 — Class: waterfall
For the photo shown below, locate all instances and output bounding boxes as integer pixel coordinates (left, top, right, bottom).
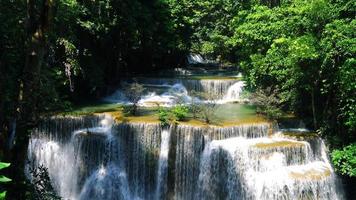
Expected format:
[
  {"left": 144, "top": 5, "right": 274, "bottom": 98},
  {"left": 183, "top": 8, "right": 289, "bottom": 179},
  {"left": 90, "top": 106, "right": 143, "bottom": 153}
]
[
  {"left": 187, "top": 53, "right": 206, "bottom": 64},
  {"left": 155, "top": 128, "right": 171, "bottom": 200},
  {"left": 27, "top": 116, "right": 343, "bottom": 200},
  {"left": 27, "top": 115, "right": 104, "bottom": 199},
  {"left": 79, "top": 164, "right": 132, "bottom": 200},
  {"left": 222, "top": 81, "right": 245, "bottom": 103},
  {"left": 172, "top": 123, "right": 270, "bottom": 199},
  {"left": 27, "top": 115, "right": 134, "bottom": 200},
  {"left": 195, "top": 136, "right": 343, "bottom": 200},
  {"left": 104, "top": 78, "right": 246, "bottom": 105}
]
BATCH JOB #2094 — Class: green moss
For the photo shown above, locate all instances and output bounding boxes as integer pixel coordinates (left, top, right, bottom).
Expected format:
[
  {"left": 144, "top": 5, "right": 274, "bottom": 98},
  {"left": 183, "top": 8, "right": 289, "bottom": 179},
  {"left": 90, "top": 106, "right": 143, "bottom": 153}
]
[{"left": 59, "top": 102, "right": 123, "bottom": 116}]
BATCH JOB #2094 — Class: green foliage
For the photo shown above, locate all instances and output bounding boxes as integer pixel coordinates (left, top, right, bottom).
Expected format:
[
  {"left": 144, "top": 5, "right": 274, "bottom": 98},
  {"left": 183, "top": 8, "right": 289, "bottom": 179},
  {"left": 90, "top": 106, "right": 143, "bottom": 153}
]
[
  {"left": 227, "top": 0, "right": 355, "bottom": 148},
  {"left": 190, "top": 91, "right": 220, "bottom": 124},
  {"left": 321, "top": 19, "right": 356, "bottom": 131},
  {"left": 171, "top": 105, "right": 189, "bottom": 121},
  {"left": 158, "top": 107, "right": 171, "bottom": 126},
  {"left": 251, "top": 87, "right": 283, "bottom": 119},
  {"left": 332, "top": 144, "right": 356, "bottom": 177},
  {"left": 158, "top": 105, "right": 189, "bottom": 126},
  {"left": 0, "top": 162, "right": 11, "bottom": 200}
]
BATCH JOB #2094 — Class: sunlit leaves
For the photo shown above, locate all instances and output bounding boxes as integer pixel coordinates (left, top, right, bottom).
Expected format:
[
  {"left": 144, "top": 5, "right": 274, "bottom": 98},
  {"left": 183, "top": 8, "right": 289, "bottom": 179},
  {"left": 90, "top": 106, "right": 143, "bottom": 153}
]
[
  {"left": 0, "top": 162, "right": 11, "bottom": 200},
  {"left": 0, "top": 191, "right": 6, "bottom": 200},
  {"left": 332, "top": 143, "right": 356, "bottom": 177},
  {"left": 320, "top": 19, "right": 356, "bottom": 130},
  {"left": 0, "top": 163, "right": 10, "bottom": 171}
]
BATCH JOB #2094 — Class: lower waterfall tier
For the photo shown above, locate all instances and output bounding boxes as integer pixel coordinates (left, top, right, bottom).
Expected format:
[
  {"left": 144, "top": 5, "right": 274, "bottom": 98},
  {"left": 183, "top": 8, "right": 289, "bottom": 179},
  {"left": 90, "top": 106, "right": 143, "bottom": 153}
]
[{"left": 27, "top": 115, "right": 343, "bottom": 200}]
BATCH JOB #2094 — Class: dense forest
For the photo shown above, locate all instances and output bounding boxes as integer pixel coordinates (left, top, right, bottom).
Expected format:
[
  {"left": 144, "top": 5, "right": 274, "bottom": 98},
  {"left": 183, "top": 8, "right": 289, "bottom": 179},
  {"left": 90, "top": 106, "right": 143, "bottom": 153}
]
[{"left": 0, "top": 0, "right": 355, "bottom": 199}]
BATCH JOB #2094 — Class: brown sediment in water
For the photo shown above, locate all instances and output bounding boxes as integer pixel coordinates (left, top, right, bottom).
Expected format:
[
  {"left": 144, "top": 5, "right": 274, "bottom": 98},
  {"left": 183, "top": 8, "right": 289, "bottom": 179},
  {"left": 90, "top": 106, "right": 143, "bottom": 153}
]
[
  {"left": 281, "top": 131, "right": 319, "bottom": 139},
  {"left": 136, "top": 76, "right": 242, "bottom": 81},
  {"left": 253, "top": 140, "right": 305, "bottom": 149},
  {"left": 99, "top": 110, "right": 160, "bottom": 124},
  {"left": 289, "top": 168, "right": 331, "bottom": 180}
]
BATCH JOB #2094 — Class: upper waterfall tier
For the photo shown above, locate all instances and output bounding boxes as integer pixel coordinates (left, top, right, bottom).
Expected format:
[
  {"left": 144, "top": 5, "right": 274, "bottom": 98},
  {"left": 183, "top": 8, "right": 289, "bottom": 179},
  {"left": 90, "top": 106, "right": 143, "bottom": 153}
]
[{"left": 104, "top": 77, "right": 247, "bottom": 106}]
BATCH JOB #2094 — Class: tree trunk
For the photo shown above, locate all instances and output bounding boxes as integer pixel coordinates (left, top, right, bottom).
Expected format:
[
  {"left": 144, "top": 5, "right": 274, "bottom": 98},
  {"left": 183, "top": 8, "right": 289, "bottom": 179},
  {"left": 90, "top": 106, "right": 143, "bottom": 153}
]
[
  {"left": 311, "top": 87, "right": 317, "bottom": 130},
  {"left": 6, "top": 0, "right": 53, "bottom": 199}
]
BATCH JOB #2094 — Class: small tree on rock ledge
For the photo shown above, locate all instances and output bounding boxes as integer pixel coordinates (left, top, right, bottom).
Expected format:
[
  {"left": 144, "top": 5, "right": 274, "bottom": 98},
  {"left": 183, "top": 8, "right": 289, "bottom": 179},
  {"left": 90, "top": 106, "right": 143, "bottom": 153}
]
[
  {"left": 124, "top": 82, "right": 144, "bottom": 116},
  {"left": 191, "top": 91, "right": 220, "bottom": 124}
]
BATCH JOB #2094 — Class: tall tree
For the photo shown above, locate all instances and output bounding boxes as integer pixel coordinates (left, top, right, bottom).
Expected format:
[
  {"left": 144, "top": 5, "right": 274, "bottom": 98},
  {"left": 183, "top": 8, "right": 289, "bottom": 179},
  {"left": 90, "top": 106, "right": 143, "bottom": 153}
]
[{"left": 6, "top": 0, "right": 54, "bottom": 198}]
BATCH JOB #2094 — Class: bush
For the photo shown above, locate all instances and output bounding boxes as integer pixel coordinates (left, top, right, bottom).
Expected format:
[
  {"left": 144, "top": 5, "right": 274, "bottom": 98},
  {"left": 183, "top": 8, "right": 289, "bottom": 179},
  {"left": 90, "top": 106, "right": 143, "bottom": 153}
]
[
  {"left": 171, "top": 105, "right": 189, "bottom": 121},
  {"left": 332, "top": 143, "right": 356, "bottom": 177},
  {"left": 250, "top": 87, "right": 283, "bottom": 119},
  {"left": 122, "top": 105, "right": 134, "bottom": 116},
  {"left": 190, "top": 91, "right": 219, "bottom": 124},
  {"left": 158, "top": 105, "right": 189, "bottom": 126},
  {"left": 158, "top": 107, "right": 171, "bottom": 126}
]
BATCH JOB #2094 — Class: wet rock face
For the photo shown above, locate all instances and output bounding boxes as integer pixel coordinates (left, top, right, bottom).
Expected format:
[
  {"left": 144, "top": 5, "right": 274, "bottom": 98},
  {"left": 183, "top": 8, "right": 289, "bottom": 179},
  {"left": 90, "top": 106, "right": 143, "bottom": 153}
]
[{"left": 27, "top": 116, "right": 343, "bottom": 200}]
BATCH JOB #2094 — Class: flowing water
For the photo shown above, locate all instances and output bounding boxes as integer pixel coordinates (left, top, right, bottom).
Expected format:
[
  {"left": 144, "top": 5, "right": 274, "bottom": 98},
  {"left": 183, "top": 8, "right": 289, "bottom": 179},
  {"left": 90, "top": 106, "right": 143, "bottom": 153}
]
[
  {"left": 104, "top": 78, "right": 247, "bottom": 106},
  {"left": 27, "top": 76, "right": 344, "bottom": 200},
  {"left": 155, "top": 128, "right": 171, "bottom": 200}
]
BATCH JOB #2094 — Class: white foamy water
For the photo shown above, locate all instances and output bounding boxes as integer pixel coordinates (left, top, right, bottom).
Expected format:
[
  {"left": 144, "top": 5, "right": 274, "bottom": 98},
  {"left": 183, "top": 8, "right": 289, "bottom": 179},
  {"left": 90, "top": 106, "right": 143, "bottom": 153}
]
[
  {"left": 104, "top": 79, "right": 246, "bottom": 106},
  {"left": 187, "top": 53, "right": 206, "bottom": 64},
  {"left": 196, "top": 136, "right": 342, "bottom": 200},
  {"left": 27, "top": 111, "right": 344, "bottom": 200},
  {"left": 154, "top": 128, "right": 171, "bottom": 200},
  {"left": 221, "top": 81, "right": 245, "bottom": 102}
]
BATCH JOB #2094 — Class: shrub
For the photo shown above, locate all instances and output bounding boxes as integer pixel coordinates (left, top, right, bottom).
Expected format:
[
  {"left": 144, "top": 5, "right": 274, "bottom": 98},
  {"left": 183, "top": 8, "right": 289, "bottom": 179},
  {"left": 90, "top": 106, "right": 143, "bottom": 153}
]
[
  {"left": 158, "top": 107, "right": 171, "bottom": 126},
  {"left": 122, "top": 105, "right": 134, "bottom": 116},
  {"left": 171, "top": 105, "right": 189, "bottom": 121},
  {"left": 158, "top": 105, "right": 189, "bottom": 126},
  {"left": 250, "top": 87, "right": 283, "bottom": 119},
  {"left": 332, "top": 143, "right": 356, "bottom": 177},
  {"left": 191, "top": 91, "right": 219, "bottom": 124}
]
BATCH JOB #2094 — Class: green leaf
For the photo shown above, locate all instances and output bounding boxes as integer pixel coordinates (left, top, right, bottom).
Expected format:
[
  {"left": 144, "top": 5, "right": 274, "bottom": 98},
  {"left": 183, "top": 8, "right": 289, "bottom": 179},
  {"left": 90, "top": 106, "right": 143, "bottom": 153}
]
[
  {"left": 0, "top": 191, "right": 6, "bottom": 200},
  {"left": 0, "top": 163, "right": 10, "bottom": 170},
  {"left": 0, "top": 175, "right": 11, "bottom": 183}
]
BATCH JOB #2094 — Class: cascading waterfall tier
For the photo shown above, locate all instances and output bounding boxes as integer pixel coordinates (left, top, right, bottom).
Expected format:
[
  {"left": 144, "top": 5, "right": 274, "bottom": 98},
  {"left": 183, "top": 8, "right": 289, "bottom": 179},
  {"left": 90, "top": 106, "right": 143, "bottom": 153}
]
[
  {"left": 27, "top": 116, "right": 343, "bottom": 200},
  {"left": 132, "top": 78, "right": 240, "bottom": 97},
  {"left": 104, "top": 78, "right": 246, "bottom": 106},
  {"left": 27, "top": 115, "right": 112, "bottom": 199},
  {"left": 196, "top": 136, "right": 342, "bottom": 200}
]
